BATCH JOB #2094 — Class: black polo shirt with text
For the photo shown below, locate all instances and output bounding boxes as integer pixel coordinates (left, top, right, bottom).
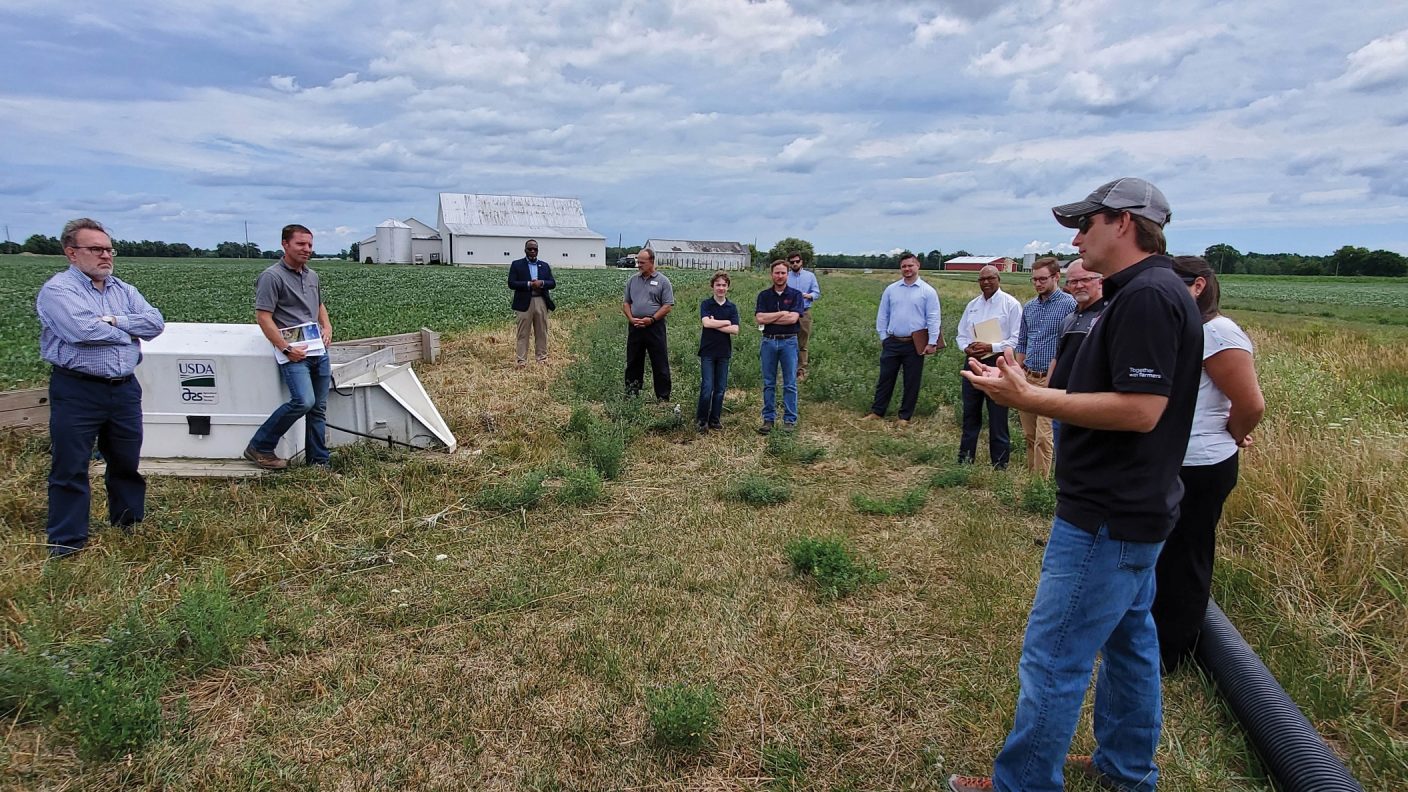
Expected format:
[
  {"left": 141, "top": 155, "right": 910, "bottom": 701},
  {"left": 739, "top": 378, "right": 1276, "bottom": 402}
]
[
  {"left": 1055, "top": 255, "right": 1201, "bottom": 543},
  {"left": 754, "top": 286, "right": 804, "bottom": 337}
]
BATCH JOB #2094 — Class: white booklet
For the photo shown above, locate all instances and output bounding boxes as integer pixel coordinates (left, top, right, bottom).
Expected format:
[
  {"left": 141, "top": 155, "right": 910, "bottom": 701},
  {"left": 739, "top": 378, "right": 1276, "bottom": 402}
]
[
  {"left": 974, "top": 317, "right": 1004, "bottom": 345},
  {"left": 274, "top": 321, "right": 326, "bottom": 363}
]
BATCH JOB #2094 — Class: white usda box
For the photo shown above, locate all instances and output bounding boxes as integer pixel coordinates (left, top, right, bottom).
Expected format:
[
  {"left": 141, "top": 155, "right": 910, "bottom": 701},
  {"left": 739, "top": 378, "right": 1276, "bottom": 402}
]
[{"left": 135, "top": 323, "right": 307, "bottom": 461}]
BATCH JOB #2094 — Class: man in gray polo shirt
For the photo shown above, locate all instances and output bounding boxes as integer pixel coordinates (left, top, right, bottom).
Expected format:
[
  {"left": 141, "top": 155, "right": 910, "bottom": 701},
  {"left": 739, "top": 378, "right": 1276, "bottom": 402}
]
[
  {"left": 621, "top": 247, "right": 675, "bottom": 399},
  {"left": 245, "top": 224, "right": 334, "bottom": 470}
]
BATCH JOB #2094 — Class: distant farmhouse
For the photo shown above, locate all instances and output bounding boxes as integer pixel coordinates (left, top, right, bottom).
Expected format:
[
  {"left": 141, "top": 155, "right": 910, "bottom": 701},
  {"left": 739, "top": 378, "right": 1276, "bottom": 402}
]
[
  {"left": 438, "top": 193, "right": 605, "bottom": 268},
  {"left": 643, "top": 239, "right": 749, "bottom": 271},
  {"left": 357, "top": 193, "right": 606, "bottom": 268},
  {"left": 944, "top": 255, "right": 1017, "bottom": 272}
]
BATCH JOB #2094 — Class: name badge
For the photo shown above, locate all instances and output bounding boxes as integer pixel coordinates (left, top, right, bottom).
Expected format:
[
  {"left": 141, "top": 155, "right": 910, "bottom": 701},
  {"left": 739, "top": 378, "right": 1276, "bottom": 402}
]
[{"left": 650, "top": 281, "right": 659, "bottom": 286}]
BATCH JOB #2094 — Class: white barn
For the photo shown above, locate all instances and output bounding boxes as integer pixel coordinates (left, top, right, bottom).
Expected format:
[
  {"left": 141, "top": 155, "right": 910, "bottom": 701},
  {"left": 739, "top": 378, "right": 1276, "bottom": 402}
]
[
  {"left": 437, "top": 193, "right": 606, "bottom": 268},
  {"left": 358, "top": 218, "right": 443, "bottom": 264},
  {"left": 644, "top": 239, "right": 749, "bottom": 271}
]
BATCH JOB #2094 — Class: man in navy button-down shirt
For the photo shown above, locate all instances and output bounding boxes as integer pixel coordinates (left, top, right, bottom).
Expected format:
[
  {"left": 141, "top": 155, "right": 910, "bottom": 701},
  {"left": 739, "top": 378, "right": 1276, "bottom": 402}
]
[{"left": 36, "top": 218, "right": 165, "bottom": 558}]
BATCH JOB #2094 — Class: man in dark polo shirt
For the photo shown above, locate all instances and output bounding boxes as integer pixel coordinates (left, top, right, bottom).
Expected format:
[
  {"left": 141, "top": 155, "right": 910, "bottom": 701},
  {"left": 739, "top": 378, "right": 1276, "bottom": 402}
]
[
  {"left": 754, "top": 259, "right": 804, "bottom": 433},
  {"left": 246, "top": 224, "right": 334, "bottom": 470},
  {"left": 622, "top": 247, "right": 675, "bottom": 400},
  {"left": 950, "top": 178, "right": 1201, "bottom": 792}
]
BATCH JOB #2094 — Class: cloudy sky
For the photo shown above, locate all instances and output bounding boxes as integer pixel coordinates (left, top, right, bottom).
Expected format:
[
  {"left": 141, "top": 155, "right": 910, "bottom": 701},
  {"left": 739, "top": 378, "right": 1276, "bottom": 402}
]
[{"left": 3, "top": 0, "right": 1407, "bottom": 257}]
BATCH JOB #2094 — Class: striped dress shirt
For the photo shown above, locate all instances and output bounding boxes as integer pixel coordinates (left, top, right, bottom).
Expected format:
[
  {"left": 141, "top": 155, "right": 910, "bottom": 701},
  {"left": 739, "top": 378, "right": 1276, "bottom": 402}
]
[{"left": 37, "top": 265, "right": 165, "bottom": 377}]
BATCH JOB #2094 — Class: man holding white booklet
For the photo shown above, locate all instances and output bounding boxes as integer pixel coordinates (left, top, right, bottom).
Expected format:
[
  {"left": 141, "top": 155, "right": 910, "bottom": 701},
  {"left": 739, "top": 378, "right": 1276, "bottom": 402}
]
[
  {"left": 955, "top": 265, "right": 1022, "bottom": 468},
  {"left": 245, "top": 223, "right": 334, "bottom": 470}
]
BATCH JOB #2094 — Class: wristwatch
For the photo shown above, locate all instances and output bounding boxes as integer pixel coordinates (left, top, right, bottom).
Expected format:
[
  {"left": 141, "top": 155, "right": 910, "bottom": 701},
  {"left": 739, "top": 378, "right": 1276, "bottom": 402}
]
[{"left": 281, "top": 346, "right": 292, "bottom": 355}]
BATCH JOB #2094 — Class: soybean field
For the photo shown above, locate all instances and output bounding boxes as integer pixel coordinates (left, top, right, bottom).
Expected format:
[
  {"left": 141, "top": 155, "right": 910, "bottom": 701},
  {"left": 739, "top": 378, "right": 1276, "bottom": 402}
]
[{"left": 0, "top": 256, "right": 707, "bottom": 389}]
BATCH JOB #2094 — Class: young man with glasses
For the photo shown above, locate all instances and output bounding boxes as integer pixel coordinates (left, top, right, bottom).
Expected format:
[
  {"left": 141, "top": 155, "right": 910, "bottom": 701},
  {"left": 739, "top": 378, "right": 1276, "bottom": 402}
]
[
  {"left": 785, "top": 252, "right": 820, "bottom": 379},
  {"left": 951, "top": 178, "right": 1201, "bottom": 792},
  {"left": 36, "top": 218, "right": 165, "bottom": 558},
  {"left": 1014, "top": 257, "right": 1076, "bottom": 477}
]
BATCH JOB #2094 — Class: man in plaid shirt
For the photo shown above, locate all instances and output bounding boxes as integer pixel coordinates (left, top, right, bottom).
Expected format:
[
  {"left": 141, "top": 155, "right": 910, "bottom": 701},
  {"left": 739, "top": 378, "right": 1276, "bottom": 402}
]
[{"left": 1014, "top": 257, "right": 1076, "bottom": 476}]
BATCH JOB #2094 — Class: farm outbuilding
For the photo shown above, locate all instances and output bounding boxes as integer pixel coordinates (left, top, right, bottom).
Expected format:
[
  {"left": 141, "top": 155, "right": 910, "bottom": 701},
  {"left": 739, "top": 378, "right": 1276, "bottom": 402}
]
[
  {"left": 436, "top": 193, "right": 606, "bottom": 268},
  {"left": 644, "top": 239, "right": 749, "bottom": 271},
  {"left": 358, "top": 218, "right": 443, "bottom": 264},
  {"left": 943, "top": 256, "right": 1017, "bottom": 272}
]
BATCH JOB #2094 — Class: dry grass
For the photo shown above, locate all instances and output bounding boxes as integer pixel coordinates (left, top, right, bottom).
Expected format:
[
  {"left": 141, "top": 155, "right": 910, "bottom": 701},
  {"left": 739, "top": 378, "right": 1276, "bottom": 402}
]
[{"left": 0, "top": 276, "right": 1403, "bottom": 790}]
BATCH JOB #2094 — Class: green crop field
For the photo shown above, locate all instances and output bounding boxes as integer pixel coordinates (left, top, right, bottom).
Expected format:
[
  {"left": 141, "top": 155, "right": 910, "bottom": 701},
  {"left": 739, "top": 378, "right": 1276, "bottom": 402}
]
[
  {"left": 0, "top": 256, "right": 707, "bottom": 389},
  {"left": 1, "top": 263, "right": 1405, "bottom": 789}
]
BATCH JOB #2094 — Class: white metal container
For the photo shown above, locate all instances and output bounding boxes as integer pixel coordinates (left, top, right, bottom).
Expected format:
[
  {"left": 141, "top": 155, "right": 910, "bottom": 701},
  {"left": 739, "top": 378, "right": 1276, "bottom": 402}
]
[
  {"left": 375, "top": 219, "right": 412, "bottom": 264},
  {"left": 134, "top": 323, "right": 306, "bottom": 461}
]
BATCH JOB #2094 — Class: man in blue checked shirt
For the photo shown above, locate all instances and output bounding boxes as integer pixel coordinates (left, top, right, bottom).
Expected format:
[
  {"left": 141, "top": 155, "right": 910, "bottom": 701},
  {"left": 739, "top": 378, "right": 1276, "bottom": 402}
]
[
  {"left": 785, "top": 252, "right": 820, "bottom": 379},
  {"left": 36, "top": 218, "right": 165, "bottom": 558},
  {"left": 1014, "top": 257, "right": 1076, "bottom": 476},
  {"left": 864, "top": 252, "right": 941, "bottom": 424}
]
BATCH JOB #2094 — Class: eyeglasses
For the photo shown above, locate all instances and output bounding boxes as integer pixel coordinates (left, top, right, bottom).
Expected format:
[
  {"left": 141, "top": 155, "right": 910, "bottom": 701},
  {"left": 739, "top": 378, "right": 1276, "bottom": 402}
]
[
  {"left": 1031, "top": 275, "right": 1053, "bottom": 284},
  {"left": 788, "top": 259, "right": 801, "bottom": 264},
  {"left": 1077, "top": 210, "right": 1127, "bottom": 234},
  {"left": 71, "top": 246, "right": 116, "bottom": 256},
  {"left": 978, "top": 276, "right": 999, "bottom": 282},
  {"left": 1067, "top": 276, "right": 1101, "bottom": 286}
]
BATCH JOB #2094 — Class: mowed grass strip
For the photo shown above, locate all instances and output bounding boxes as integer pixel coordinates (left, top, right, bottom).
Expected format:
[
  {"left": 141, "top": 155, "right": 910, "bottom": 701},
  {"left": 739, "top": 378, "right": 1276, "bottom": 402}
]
[{"left": 0, "top": 269, "right": 1403, "bottom": 788}]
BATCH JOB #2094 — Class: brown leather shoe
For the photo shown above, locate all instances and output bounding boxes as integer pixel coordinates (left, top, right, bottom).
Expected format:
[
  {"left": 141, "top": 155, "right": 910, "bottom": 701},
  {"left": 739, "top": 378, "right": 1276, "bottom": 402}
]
[{"left": 243, "top": 445, "right": 288, "bottom": 470}]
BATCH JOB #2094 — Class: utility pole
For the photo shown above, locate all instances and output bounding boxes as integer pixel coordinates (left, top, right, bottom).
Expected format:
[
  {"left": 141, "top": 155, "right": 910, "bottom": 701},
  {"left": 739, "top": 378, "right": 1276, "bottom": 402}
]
[{"left": 243, "top": 221, "right": 250, "bottom": 258}]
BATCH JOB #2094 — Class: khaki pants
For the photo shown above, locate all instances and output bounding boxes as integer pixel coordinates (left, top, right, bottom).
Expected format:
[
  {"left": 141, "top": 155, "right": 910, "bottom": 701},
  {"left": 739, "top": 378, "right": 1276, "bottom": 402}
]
[
  {"left": 515, "top": 295, "right": 549, "bottom": 363},
  {"left": 1020, "top": 369, "right": 1054, "bottom": 476},
  {"left": 798, "top": 311, "right": 813, "bottom": 376}
]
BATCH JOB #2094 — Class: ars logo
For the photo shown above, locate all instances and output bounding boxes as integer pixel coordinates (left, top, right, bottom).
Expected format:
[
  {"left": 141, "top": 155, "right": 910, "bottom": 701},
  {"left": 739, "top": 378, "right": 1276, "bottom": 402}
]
[{"left": 177, "top": 359, "right": 219, "bottom": 404}]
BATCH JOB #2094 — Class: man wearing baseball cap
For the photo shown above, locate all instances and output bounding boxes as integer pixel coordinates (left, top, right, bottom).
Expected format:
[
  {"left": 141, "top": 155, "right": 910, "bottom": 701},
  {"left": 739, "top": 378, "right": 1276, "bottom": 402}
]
[{"left": 949, "top": 178, "right": 1202, "bottom": 792}]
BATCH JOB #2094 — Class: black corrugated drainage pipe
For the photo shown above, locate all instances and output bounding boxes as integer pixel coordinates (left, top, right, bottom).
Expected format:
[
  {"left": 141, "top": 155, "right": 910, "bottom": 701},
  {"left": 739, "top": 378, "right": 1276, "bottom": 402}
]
[{"left": 1195, "top": 599, "right": 1364, "bottom": 791}]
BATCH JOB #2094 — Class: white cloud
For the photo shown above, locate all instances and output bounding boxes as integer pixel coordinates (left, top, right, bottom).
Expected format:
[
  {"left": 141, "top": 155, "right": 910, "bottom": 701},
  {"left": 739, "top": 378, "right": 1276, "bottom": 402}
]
[
  {"left": 914, "top": 13, "right": 969, "bottom": 45},
  {"left": 1337, "top": 29, "right": 1408, "bottom": 92},
  {"left": 268, "top": 75, "right": 299, "bottom": 93}
]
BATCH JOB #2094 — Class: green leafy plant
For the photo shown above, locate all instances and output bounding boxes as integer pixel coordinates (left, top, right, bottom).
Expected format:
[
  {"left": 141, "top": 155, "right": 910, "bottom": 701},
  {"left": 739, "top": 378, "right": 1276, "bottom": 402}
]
[
  {"left": 645, "top": 682, "right": 720, "bottom": 750},
  {"left": 165, "top": 568, "right": 266, "bottom": 672},
  {"left": 766, "top": 430, "right": 826, "bottom": 464},
  {"left": 784, "top": 536, "right": 885, "bottom": 599},
  {"left": 930, "top": 465, "right": 973, "bottom": 489},
  {"left": 724, "top": 473, "right": 791, "bottom": 505},
  {"left": 1021, "top": 475, "right": 1058, "bottom": 516},
  {"left": 557, "top": 465, "right": 605, "bottom": 506},
  {"left": 579, "top": 423, "right": 627, "bottom": 480},
  {"left": 473, "top": 470, "right": 547, "bottom": 511},
  {"left": 761, "top": 743, "right": 806, "bottom": 789},
  {"left": 851, "top": 487, "right": 926, "bottom": 516}
]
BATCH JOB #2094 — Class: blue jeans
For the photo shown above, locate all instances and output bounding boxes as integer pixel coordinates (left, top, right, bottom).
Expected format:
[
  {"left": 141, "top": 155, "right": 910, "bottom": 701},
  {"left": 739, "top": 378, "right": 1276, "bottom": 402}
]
[
  {"left": 250, "top": 355, "right": 331, "bottom": 464},
  {"left": 46, "top": 372, "right": 146, "bottom": 554},
  {"left": 696, "top": 355, "right": 731, "bottom": 426},
  {"left": 759, "top": 336, "right": 798, "bottom": 424},
  {"left": 993, "top": 518, "right": 1164, "bottom": 792}
]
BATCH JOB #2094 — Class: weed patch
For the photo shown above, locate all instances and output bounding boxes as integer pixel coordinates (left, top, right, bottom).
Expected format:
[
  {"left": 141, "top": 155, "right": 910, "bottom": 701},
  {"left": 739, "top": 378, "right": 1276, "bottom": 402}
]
[
  {"left": 724, "top": 473, "right": 791, "bottom": 505},
  {"left": 851, "top": 487, "right": 926, "bottom": 516},
  {"left": 766, "top": 430, "right": 827, "bottom": 464},
  {"left": 1021, "top": 475, "right": 1057, "bottom": 516},
  {"left": 557, "top": 465, "right": 605, "bottom": 506},
  {"left": 930, "top": 464, "right": 973, "bottom": 488},
  {"left": 474, "top": 470, "right": 547, "bottom": 511},
  {"left": 784, "top": 536, "right": 885, "bottom": 598},
  {"left": 645, "top": 681, "right": 720, "bottom": 750}
]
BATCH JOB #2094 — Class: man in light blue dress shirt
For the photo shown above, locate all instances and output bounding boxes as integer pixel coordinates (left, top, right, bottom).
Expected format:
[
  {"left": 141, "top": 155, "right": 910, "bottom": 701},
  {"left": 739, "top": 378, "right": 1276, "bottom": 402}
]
[
  {"left": 36, "top": 218, "right": 165, "bottom": 558},
  {"left": 785, "top": 252, "right": 820, "bottom": 379},
  {"left": 865, "top": 252, "right": 941, "bottom": 423}
]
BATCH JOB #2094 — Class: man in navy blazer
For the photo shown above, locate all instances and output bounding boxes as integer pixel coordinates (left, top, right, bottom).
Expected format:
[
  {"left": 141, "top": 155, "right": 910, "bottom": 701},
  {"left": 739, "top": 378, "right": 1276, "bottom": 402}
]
[{"left": 508, "top": 239, "right": 556, "bottom": 365}]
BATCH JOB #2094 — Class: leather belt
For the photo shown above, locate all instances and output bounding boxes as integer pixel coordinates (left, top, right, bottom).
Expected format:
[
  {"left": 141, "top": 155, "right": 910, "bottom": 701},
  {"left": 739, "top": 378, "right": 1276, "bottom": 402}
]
[
  {"left": 889, "top": 334, "right": 913, "bottom": 341},
  {"left": 766, "top": 334, "right": 798, "bottom": 339},
  {"left": 54, "top": 366, "right": 134, "bottom": 386}
]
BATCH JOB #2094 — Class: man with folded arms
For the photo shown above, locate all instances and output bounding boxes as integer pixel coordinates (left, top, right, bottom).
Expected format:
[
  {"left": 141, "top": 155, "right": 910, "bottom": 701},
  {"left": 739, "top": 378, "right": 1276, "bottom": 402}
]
[
  {"left": 36, "top": 218, "right": 165, "bottom": 558},
  {"left": 949, "top": 178, "right": 1200, "bottom": 792},
  {"left": 1014, "top": 257, "right": 1076, "bottom": 476},
  {"left": 864, "top": 252, "right": 940, "bottom": 425}
]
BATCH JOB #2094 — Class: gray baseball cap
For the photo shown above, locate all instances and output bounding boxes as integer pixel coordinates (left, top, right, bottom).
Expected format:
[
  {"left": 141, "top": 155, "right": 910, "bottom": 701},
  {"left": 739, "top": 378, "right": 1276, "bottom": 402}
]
[{"left": 1052, "top": 178, "right": 1171, "bottom": 228}]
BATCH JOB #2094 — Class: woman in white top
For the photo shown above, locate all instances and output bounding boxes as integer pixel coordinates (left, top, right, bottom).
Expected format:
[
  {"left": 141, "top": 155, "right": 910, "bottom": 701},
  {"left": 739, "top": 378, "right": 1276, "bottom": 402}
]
[{"left": 1153, "top": 256, "right": 1266, "bottom": 671}]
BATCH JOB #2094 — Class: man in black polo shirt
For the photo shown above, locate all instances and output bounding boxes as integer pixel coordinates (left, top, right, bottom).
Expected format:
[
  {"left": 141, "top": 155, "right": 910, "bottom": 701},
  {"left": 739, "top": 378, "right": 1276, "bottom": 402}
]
[
  {"left": 949, "top": 178, "right": 1201, "bottom": 792},
  {"left": 755, "top": 259, "right": 804, "bottom": 433}
]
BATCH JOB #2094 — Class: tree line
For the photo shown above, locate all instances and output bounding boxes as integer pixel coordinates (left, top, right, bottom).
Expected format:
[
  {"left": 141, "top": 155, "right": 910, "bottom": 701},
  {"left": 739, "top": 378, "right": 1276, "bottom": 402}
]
[{"left": 5, "top": 233, "right": 1404, "bottom": 277}]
